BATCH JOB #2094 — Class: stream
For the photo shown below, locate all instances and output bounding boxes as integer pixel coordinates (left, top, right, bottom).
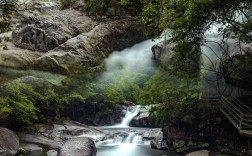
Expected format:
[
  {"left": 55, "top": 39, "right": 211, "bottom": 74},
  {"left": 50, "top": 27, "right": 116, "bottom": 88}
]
[{"left": 96, "top": 106, "right": 180, "bottom": 156}]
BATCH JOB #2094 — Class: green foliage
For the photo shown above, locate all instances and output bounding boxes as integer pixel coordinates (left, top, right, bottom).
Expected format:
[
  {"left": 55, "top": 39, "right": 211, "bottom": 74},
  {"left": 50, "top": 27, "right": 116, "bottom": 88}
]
[
  {"left": 0, "top": 0, "right": 17, "bottom": 32},
  {"left": 0, "top": 83, "right": 38, "bottom": 126},
  {"left": 84, "top": 0, "right": 142, "bottom": 17},
  {"left": 141, "top": 68, "right": 203, "bottom": 126},
  {"left": 141, "top": 0, "right": 252, "bottom": 78},
  {"left": 60, "top": 0, "right": 77, "bottom": 9}
]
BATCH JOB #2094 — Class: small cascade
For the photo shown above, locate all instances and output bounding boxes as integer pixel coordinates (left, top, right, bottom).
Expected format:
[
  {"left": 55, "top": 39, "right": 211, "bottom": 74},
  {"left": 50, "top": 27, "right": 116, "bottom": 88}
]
[
  {"left": 125, "top": 133, "right": 135, "bottom": 143},
  {"left": 132, "top": 135, "right": 143, "bottom": 144},
  {"left": 118, "top": 105, "right": 141, "bottom": 127}
]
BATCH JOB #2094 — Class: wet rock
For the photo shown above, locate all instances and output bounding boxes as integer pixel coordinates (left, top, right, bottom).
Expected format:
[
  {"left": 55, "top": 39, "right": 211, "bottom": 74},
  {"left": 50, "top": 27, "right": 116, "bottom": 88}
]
[
  {"left": 150, "top": 140, "right": 169, "bottom": 150},
  {"left": 0, "top": 127, "right": 19, "bottom": 156},
  {"left": 59, "top": 137, "right": 96, "bottom": 156},
  {"left": 47, "top": 149, "right": 58, "bottom": 156}
]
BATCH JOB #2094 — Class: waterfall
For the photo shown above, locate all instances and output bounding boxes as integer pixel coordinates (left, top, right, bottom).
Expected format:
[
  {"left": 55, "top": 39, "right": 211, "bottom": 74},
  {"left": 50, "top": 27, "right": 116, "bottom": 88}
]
[{"left": 120, "top": 105, "right": 141, "bottom": 127}]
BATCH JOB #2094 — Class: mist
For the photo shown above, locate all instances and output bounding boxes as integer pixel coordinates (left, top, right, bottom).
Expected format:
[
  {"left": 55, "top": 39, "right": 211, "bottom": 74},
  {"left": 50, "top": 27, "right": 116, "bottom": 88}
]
[
  {"left": 201, "top": 24, "right": 252, "bottom": 97},
  {"left": 97, "top": 38, "right": 164, "bottom": 84}
]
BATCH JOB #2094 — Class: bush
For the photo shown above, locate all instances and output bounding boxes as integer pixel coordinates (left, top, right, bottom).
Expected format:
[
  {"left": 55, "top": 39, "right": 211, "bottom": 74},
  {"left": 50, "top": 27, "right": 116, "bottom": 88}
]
[{"left": 60, "top": 0, "right": 77, "bottom": 9}]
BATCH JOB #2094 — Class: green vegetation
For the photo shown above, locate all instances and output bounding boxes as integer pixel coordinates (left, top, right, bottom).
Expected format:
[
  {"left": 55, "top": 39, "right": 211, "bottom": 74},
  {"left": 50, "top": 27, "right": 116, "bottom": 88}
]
[
  {"left": 141, "top": 0, "right": 252, "bottom": 78},
  {"left": 60, "top": 0, "right": 77, "bottom": 9},
  {"left": 0, "top": 0, "right": 17, "bottom": 32},
  {"left": 83, "top": 0, "right": 142, "bottom": 17},
  {"left": 0, "top": 0, "right": 251, "bottom": 131}
]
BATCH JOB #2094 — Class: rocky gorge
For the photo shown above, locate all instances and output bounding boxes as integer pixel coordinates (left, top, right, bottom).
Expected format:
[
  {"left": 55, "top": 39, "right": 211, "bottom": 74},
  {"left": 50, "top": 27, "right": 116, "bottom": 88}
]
[{"left": 0, "top": 0, "right": 252, "bottom": 156}]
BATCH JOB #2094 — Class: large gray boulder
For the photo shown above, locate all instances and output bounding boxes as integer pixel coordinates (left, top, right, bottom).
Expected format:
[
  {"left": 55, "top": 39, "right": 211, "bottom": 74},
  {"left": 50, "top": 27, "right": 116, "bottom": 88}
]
[
  {"left": 152, "top": 40, "right": 175, "bottom": 69},
  {"left": 12, "top": 9, "right": 96, "bottom": 52},
  {"left": 33, "top": 17, "right": 144, "bottom": 74},
  {"left": 8, "top": 9, "right": 145, "bottom": 74},
  {"left": 59, "top": 137, "right": 96, "bottom": 156},
  {"left": 0, "top": 127, "right": 19, "bottom": 156}
]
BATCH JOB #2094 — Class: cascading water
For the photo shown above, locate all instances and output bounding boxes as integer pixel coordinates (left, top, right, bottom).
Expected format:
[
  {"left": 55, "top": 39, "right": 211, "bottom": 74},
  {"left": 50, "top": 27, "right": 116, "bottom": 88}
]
[
  {"left": 125, "top": 133, "right": 136, "bottom": 143},
  {"left": 118, "top": 105, "right": 141, "bottom": 127},
  {"left": 95, "top": 38, "right": 180, "bottom": 156}
]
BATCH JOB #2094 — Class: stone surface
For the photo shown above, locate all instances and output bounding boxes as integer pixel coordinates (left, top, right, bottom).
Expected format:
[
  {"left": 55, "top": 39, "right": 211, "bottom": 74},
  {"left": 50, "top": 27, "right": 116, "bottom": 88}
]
[
  {"left": 130, "top": 105, "right": 159, "bottom": 127},
  {"left": 152, "top": 40, "right": 175, "bottom": 69},
  {"left": 12, "top": 9, "right": 96, "bottom": 52},
  {"left": 143, "top": 128, "right": 163, "bottom": 140},
  {"left": 150, "top": 140, "right": 169, "bottom": 150},
  {"left": 20, "top": 143, "right": 43, "bottom": 153},
  {"left": 59, "top": 137, "right": 96, "bottom": 156},
  {"left": 186, "top": 150, "right": 210, "bottom": 156},
  {"left": 0, "top": 127, "right": 19, "bottom": 156},
  {"left": 18, "top": 133, "right": 61, "bottom": 150},
  {"left": 1, "top": 7, "right": 145, "bottom": 74},
  {"left": 0, "top": 50, "right": 42, "bottom": 69},
  {"left": 47, "top": 149, "right": 58, "bottom": 156},
  {"left": 33, "top": 17, "right": 144, "bottom": 74}
]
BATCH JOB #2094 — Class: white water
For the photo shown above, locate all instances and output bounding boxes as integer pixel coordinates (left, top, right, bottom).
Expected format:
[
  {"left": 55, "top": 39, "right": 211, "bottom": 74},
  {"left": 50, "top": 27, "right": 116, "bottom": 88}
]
[{"left": 120, "top": 105, "right": 141, "bottom": 127}]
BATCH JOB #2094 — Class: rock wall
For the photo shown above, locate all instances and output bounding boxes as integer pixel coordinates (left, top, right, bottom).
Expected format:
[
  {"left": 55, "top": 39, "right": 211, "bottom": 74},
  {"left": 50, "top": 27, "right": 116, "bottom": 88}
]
[{"left": 0, "top": 5, "right": 146, "bottom": 74}]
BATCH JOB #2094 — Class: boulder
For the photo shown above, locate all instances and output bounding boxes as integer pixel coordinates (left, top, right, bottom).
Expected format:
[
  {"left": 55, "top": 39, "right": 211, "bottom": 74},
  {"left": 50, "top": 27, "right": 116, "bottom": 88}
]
[
  {"left": 143, "top": 128, "right": 163, "bottom": 140},
  {"left": 2, "top": 9, "right": 145, "bottom": 74},
  {"left": 0, "top": 127, "right": 19, "bottom": 156},
  {"left": 12, "top": 9, "right": 96, "bottom": 52},
  {"left": 33, "top": 17, "right": 145, "bottom": 74},
  {"left": 130, "top": 105, "right": 159, "bottom": 127},
  {"left": 150, "top": 140, "right": 169, "bottom": 150},
  {"left": 152, "top": 40, "right": 175, "bottom": 69},
  {"left": 18, "top": 133, "right": 61, "bottom": 150},
  {"left": 47, "top": 149, "right": 58, "bottom": 156},
  {"left": 59, "top": 137, "right": 96, "bottom": 156}
]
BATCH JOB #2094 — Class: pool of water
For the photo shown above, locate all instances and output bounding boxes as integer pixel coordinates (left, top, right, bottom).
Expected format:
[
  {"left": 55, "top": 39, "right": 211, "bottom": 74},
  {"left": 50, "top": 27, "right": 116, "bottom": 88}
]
[{"left": 97, "top": 144, "right": 181, "bottom": 156}]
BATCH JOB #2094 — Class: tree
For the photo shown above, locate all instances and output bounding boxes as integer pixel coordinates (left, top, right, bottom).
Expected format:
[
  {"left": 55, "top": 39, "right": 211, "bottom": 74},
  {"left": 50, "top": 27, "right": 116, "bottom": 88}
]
[{"left": 141, "top": 0, "right": 252, "bottom": 78}]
